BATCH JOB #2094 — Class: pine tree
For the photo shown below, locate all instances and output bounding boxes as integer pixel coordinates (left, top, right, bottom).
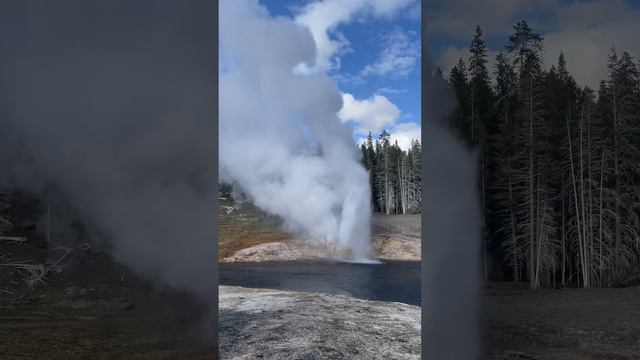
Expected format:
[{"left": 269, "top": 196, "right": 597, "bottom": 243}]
[
  {"left": 408, "top": 139, "right": 422, "bottom": 212},
  {"left": 595, "top": 50, "right": 640, "bottom": 284},
  {"left": 448, "top": 58, "right": 471, "bottom": 143},
  {"left": 468, "top": 25, "right": 496, "bottom": 281},
  {"left": 447, "top": 21, "right": 640, "bottom": 288},
  {"left": 366, "top": 132, "right": 377, "bottom": 211},
  {"left": 374, "top": 138, "right": 384, "bottom": 212},
  {"left": 506, "top": 20, "right": 547, "bottom": 288},
  {"left": 492, "top": 51, "right": 521, "bottom": 282}
]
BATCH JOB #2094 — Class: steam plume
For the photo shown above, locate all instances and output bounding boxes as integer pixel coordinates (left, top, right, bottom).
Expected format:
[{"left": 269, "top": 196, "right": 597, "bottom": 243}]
[
  {"left": 422, "top": 43, "right": 481, "bottom": 360},
  {"left": 0, "top": 1, "right": 217, "bottom": 301},
  {"left": 219, "top": 0, "right": 375, "bottom": 260}
]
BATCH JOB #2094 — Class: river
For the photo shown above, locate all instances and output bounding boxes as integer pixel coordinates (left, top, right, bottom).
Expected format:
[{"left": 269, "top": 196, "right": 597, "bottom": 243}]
[{"left": 219, "top": 260, "right": 421, "bottom": 306}]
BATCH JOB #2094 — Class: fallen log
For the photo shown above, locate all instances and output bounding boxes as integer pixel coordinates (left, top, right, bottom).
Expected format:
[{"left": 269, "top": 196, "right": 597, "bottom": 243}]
[
  {"left": 0, "top": 236, "right": 27, "bottom": 244},
  {"left": 0, "top": 247, "right": 73, "bottom": 287}
]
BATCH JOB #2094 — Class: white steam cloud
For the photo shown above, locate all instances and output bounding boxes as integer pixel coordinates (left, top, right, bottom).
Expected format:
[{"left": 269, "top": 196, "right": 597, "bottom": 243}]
[
  {"left": 219, "top": 0, "right": 374, "bottom": 260},
  {"left": 0, "top": 2, "right": 218, "bottom": 304},
  {"left": 422, "top": 53, "right": 480, "bottom": 359},
  {"left": 294, "top": 0, "right": 417, "bottom": 74}
]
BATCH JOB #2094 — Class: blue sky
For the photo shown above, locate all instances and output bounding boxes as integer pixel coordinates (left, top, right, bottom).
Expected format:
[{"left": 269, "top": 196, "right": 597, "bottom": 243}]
[
  {"left": 259, "top": 0, "right": 422, "bottom": 150},
  {"left": 426, "top": 0, "right": 640, "bottom": 90}
]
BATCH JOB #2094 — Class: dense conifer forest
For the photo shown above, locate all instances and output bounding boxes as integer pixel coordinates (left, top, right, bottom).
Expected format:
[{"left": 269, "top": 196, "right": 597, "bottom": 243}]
[
  {"left": 443, "top": 21, "right": 640, "bottom": 288},
  {"left": 359, "top": 132, "right": 422, "bottom": 215}
]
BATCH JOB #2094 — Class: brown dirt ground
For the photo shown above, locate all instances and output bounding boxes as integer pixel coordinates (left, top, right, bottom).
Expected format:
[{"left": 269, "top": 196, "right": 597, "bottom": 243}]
[
  {"left": 0, "top": 239, "right": 216, "bottom": 360},
  {"left": 482, "top": 282, "right": 640, "bottom": 359},
  {"left": 218, "top": 198, "right": 292, "bottom": 260}
]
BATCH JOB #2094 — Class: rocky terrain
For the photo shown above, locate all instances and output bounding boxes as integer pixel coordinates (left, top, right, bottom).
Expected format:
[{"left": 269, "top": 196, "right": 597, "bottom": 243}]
[{"left": 219, "top": 285, "right": 421, "bottom": 360}]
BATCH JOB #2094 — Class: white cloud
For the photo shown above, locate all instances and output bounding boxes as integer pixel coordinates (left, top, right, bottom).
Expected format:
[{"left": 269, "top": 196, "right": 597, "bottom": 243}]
[
  {"left": 294, "top": 0, "right": 416, "bottom": 74},
  {"left": 377, "top": 87, "right": 407, "bottom": 95},
  {"left": 369, "top": 0, "right": 417, "bottom": 18},
  {"left": 542, "top": 0, "right": 640, "bottom": 89},
  {"left": 331, "top": 72, "right": 365, "bottom": 86},
  {"left": 437, "top": 46, "right": 468, "bottom": 75},
  {"left": 406, "top": 1, "right": 421, "bottom": 21},
  {"left": 294, "top": 0, "right": 362, "bottom": 74},
  {"left": 552, "top": 0, "right": 637, "bottom": 32},
  {"left": 355, "top": 122, "right": 421, "bottom": 151},
  {"left": 338, "top": 92, "right": 401, "bottom": 133},
  {"left": 427, "top": 0, "right": 556, "bottom": 38},
  {"left": 429, "top": 0, "right": 640, "bottom": 89},
  {"left": 360, "top": 27, "right": 420, "bottom": 78},
  {"left": 389, "top": 122, "right": 421, "bottom": 151}
]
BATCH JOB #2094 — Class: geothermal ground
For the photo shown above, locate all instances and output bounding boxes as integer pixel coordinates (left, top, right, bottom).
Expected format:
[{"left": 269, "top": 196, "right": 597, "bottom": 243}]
[
  {"left": 219, "top": 286, "right": 420, "bottom": 360},
  {"left": 218, "top": 198, "right": 640, "bottom": 360},
  {"left": 217, "top": 197, "right": 423, "bottom": 359},
  {"left": 218, "top": 195, "right": 421, "bottom": 262},
  {"left": 1, "top": 207, "right": 639, "bottom": 359}
]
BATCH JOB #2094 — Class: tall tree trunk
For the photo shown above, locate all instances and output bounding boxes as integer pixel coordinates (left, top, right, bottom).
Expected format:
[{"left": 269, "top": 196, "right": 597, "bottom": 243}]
[
  {"left": 561, "top": 175, "right": 566, "bottom": 287},
  {"left": 567, "top": 111, "right": 587, "bottom": 287},
  {"left": 471, "top": 89, "right": 475, "bottom": 144},
  {"left": 534, "top": 173, "right": 544, "bottom": 288},
  {"left": 613, "top": 85, "right": 621, "bottom": 276},
  {"left": 599, "top": 147, "right": 605, "bottom": 286},
  {"left": 481, "top": 143, "right": 488, "bottom": 282},
  {"left": 579, "top": 106, "right": 590, "bottom": 287},
  {"left": 46, "top": 191, "right": 51, "bottom": 245},
  {"left": 506, "top": 111, "right": 519, "bottom": 283},
  {"left": 528, "top": 74, "right": 536, "bottom": 288},
  {"left": 587, "top": 105, "right": 594, "bottom": 285},
  {"left": 507, "top": 156, "right": 519, "bottom": 283},
  {"left": 385, "top": 148, "right": 390, "bottom": 215}
]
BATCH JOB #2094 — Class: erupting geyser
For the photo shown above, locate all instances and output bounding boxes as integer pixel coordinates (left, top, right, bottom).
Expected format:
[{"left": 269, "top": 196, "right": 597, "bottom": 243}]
[{"left": 219, "top": 0, "right": 375, "bottom": 261}]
